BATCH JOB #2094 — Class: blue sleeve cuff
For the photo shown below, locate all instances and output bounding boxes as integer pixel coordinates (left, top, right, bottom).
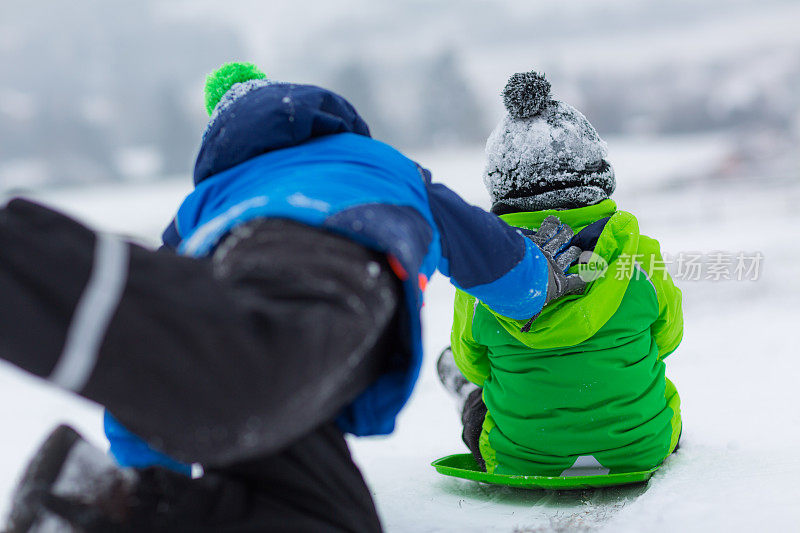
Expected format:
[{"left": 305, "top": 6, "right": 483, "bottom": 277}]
[{"left": 457, "top": 239, "right": 549, "bottom": 320}]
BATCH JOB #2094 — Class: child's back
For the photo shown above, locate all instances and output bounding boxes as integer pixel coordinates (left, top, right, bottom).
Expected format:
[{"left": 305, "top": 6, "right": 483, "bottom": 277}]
[{"left": 448, "top": 73, "right": 683, "bottom": 476}]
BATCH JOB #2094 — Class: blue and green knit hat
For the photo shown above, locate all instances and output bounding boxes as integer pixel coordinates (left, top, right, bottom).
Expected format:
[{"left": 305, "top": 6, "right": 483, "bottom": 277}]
[{"left": 193, "top": 62, "right": 371, "bottom": 185}]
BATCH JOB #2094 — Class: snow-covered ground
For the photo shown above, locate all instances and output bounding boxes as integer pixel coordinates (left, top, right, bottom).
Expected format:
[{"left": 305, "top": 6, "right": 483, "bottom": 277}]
[{"left": 0, "top": 141, "right": 798, "bottom": 532}]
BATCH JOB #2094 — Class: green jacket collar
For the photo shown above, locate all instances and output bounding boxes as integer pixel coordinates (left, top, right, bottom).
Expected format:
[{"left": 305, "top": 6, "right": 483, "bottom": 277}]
[{"left": 498, "top": 200, "right": 618, "bottom": 232}]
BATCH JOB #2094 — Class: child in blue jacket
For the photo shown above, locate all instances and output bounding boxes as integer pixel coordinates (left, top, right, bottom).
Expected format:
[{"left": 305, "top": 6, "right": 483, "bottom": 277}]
[{"left": 1, "top": 63, "right": 585, "bottom": 532}]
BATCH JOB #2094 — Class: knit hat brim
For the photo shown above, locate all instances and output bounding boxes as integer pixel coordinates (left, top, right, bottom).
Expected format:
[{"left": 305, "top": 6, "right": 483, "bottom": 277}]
[
  {"left": 489, "top": 159, "right": 615, "bottom": 214},
  {"left": 491, "top": 185, "right": 613, "bottom": 215}
]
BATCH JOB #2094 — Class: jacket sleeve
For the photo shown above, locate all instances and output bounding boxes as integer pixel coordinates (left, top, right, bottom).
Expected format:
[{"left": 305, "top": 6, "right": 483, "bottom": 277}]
[
  {"left": 450, "top": 289, "right": 490, "bottom": 387},
  {"left": 426, "top": 182, "right": 550, "bottom": 320},
  {"left": 0, "top": 200, "right": 397, "bottom": 465},
  {"left": 639, "top": 235, "right": 684, "bottom": 359}
]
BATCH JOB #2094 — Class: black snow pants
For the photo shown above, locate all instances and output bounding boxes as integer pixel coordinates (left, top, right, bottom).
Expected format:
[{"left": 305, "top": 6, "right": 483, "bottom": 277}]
[
  {"left": 461, "top": 388, "right": 487, "bottom": 471},
  {"left": 0, "top": 199, "right": 402, "bottom": 532}
]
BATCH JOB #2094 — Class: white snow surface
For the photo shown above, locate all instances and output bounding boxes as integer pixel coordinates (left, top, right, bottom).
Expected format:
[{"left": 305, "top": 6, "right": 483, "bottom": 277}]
[{"left": 1, "top": 141, "right": 798, "bottom": 532}]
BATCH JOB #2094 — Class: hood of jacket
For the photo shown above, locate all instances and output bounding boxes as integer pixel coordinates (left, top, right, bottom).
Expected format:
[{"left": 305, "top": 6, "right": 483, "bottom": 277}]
[{"left": 485, "top": 199, "right": 643, "bottom": 349}]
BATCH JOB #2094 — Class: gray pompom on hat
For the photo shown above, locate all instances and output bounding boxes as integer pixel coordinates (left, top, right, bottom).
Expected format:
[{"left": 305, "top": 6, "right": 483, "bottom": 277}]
[{"left": 484, "top": 71, "right": 616, "bottom": 214}]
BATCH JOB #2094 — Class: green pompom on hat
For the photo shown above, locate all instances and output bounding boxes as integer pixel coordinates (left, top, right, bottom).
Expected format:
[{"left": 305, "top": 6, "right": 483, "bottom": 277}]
[{"left": 204, "top": 62, "right": 267, "bottom": 116}]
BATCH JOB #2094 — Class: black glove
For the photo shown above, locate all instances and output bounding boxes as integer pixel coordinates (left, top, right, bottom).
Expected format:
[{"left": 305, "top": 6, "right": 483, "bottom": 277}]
[
  {"left": 521, "top": 215, "right": 586, "bottom": 332},
  {"left": 0, "top": 198, "right": 103, "bottom": 379}
]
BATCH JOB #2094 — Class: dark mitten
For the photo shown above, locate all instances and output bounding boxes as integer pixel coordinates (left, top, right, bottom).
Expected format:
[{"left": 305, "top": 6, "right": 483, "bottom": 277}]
[
  {"left": 522, "top": 215, "right": 586, "bottom": 332},
  {"left": 0, "top": 198, "right": 117, "bottom": 382}
]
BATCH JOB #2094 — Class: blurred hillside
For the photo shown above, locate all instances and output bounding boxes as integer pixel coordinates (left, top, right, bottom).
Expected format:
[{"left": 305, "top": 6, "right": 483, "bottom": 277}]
[
  {"left": 0, "top": 0, "right": 242, "bottom": 186},
  {"left": 0, "top": 0, "right": 798, "bottom": 188}
]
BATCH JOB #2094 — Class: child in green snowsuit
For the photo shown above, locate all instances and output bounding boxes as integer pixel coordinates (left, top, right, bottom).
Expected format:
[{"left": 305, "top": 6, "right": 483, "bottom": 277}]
[{"left": 439, "top": 72, "right": 683, "bottom": 477}]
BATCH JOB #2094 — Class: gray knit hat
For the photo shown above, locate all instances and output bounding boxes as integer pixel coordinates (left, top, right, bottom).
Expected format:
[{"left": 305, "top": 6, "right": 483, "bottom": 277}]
[{"left": 484, "top": 72, "right": 615, "bottom": 214}]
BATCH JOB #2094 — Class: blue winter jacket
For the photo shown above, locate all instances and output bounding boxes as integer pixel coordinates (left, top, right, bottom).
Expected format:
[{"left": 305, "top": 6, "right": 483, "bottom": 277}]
[{"left": 105, "top": 82, "right": 549, "bottom": 472}]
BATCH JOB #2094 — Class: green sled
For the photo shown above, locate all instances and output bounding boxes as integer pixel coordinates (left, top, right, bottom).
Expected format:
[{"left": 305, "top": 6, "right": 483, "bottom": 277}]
[{"left": 431, "top": 454, "right": 657, "bottom": 490}]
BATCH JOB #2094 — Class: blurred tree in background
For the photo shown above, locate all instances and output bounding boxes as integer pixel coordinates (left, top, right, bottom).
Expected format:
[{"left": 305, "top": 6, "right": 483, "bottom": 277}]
[
  {"left": 0, "top": 0, "right": 241, "bottom": 187},
  {"left": 0, "top": 0, "right": 797, "bottom": 188}
]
